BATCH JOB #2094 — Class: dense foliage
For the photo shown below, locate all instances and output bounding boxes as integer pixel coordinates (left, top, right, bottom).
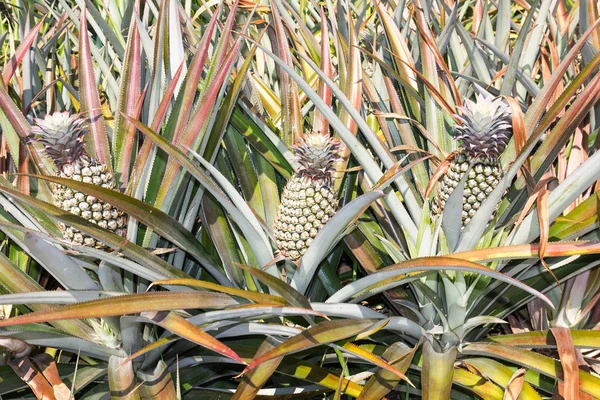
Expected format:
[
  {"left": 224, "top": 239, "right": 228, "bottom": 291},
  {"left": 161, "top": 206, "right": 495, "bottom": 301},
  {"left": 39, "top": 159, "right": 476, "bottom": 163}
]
[{"left": 0, "top": 0, "right": 598, "bottom": 398}]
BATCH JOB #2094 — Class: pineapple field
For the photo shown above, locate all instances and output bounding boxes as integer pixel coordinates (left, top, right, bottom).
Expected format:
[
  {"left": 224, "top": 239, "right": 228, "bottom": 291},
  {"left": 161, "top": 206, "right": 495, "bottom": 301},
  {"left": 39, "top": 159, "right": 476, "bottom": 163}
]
[{"left": 0, "top": 0, "right": 599, "bottom": 398}]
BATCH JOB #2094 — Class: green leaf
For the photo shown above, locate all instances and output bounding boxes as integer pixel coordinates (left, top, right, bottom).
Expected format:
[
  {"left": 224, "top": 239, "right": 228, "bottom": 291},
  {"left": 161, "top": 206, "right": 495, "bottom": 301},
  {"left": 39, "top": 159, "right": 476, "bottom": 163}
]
[
  {"left": 291, "top": 191, "right": 385, "bottom": 294},
  {"left": 241, "top": 319, "right": 382, "bottom": 375},
  {"left": 326, "top": 257, "right": 554, "bottom": 308},
  {"left": 421, "top": 340, "right": 456, "bottom": 399},
  {"left": 142, "top": 311, "right": 242, "bottom": 362},
  {"left": 235, "top": 263, "right": 311, "bottom": 311},
  {"left": 463, "top": 358, "right": 543, "bottom": 400},
  {"left": 233, "top": 338, "right": 282, "bottom": 400},
  {"left": 462, "top": 342, "right": 600, "bottom": 398},
  {"left": 29, "top": 174, "right": 229, "bottom": 285},
  {"left": 357, "top": 342, "right": 418, "bottom": 400},
  {"left": 121, "top": 116, "right": 273, "bottom": 269},
  {"left": 0, "top": 184, "right": 193, "bottom": 282}
]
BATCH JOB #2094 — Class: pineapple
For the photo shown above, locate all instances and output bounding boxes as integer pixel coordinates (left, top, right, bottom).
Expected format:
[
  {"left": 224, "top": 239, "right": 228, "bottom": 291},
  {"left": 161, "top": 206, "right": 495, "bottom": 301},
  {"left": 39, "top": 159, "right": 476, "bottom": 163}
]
[
  {"left": 433, "top": 95, "right": 512, "bottom": 226},
  {"left": 274, "top": 132, "right": 341, "bottom": 260},
  {"left": 31, "top": 112, "right": 127, "bottom": 247}
]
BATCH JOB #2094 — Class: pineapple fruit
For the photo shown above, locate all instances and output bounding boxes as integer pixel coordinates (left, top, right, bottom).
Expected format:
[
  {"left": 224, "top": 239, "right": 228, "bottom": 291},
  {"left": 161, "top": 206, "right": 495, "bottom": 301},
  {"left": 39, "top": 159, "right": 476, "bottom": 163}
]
[
  {"left": 433, "top": 95, "right": 512, "bottom": 226},
  {"left": 31, "top": 112, "right": 127, "bottom": 247},
  {"left": 274, "top": 132, "right": 341, "bottom": 260}
]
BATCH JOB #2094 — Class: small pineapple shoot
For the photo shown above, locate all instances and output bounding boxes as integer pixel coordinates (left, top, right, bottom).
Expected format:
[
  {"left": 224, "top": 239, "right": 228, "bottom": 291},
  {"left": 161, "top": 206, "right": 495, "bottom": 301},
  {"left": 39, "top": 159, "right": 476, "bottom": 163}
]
[
  {"left": 274, "top": 132, "right": 342, "bottom": 260},
  {"left": 433, "top": 95, "right": 512, "bottom": 226},
  {"left": 31, "top": 112, "right": 127, "bottom": 247}
]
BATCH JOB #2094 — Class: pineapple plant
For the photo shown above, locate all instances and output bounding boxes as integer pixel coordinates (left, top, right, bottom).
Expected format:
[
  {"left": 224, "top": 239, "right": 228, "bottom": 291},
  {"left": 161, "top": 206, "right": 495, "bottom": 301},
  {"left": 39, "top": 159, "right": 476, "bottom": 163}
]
[
  {"left": 274, "top": 131, "right": 341, "bottom": 260},
  {"left": 0, "top": 1, "right": 600, "bottom": 399},
  {"left": 30, "top": 112, "right": 127, "bottom": 247},
  {"left": 433, "top": 95, "right": 512, "bottom": 226}
]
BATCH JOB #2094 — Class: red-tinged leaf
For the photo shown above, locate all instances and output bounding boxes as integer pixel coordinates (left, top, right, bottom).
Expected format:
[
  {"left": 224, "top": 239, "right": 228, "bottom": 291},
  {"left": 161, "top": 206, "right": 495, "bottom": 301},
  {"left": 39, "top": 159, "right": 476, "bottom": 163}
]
[
  {"left": 155, "top": 38, "right": 241, "bottom": 207},
  {"left": 122, "top": 305, "right": 330, "bottom": 365},
  {"left": 373, "top": 0, "right": 418, "bottom": 115},
  {"left": 312, "top": 8, "right": 333, "bottom": 135},
  {"left": 412, "top": 5, "right": 461, "bottom": 108},
  {"left": 578, "top": 290, "right": 600, "bottom": 326},
  {"left": 550, "top": 327, "right": 579, "bottom": 400},
  {"left": 2, "top": 17, "right": 44, "bottom": 85},
  {"left": 148, "top": 279, "right": 287, "bottom": 305},
  {"left": 31, "top": 354, "right": 72, "bottom": 400},
  {"left": 341, "top": 342, "right": 412, "bottom": 384},
  {"left": 17, "top": 142, "right": 29, "bottom": 194},
  {"left": 122, "top": 337, "right": 176, "bottom": 365},
  {"left": 270, "top": 2, "right": 301, "bottom": 146},
  {"left": 525, "top": 18, "right": 600, "bottom": 132},
  {"left": 212, "top": 1, "right": 239, "bottom": 76},
  {"left": 235, "top": 263, "right": 312, "bottom": 311},
  {"left": 452, "top": 241, "right": 600, "bottom": 263},
  {"left": 536, "top": 183, "right": 559, "bottom": 286},
  {"left": 151, "top": 61, "right": 185, "bottom": 133},
  {"left": 8, "top": 358, "right": 55, "bottom": 399},
  {"left": 0, "top": 81, "right": 50, "bottom": 174},
  {"left": 333, "top": 15, "right": 363, "bottom": 186},
  {"left": 241, "top": 319, "right": 380, "bottom": 375},
  {"left": 233, "top": 338, "right": 282, "bottom": 400},
  {"left": 531, "top": 65, "right": 600, "bottom": 178},
  {"left": 514, "top": 176, "right": 555, "bottom": 228},
  {"left": 0, "top": 291, "right": 240, "bottom": 327},
  {"left": 425, "top": 152, "right": 458, "bottom": 197},
  {"left": 172, "top": 4, "right": 223, "bottom": 143},
  {"left": 79, "top": 6, "right": 110, "bottom": 165},
  {"left": 338, "top": 14, "right": 362, "bottom": 137},
  {"left": 391, "top": 55, "right": 458, "bottom": 119},
  {"left": 536, "top": 53, "right": 600, "bottom": 143},
  {"left": 503, "top": 368, "right": 525, "bottom": 400},
  {"left": 113, "top": 1, "right": 143, "bottom": 186},
  {"left": 488, "top": 330, "right": 600, "bottom": 349},
  {"left": 126, "top": 61, "right": 185, "bottom": 196},
  {"left": 504, "top": 97, "right": 526, "bottom": 157},
  {"left": 142, "top": 311, "right": 243, "bottom": 362}
]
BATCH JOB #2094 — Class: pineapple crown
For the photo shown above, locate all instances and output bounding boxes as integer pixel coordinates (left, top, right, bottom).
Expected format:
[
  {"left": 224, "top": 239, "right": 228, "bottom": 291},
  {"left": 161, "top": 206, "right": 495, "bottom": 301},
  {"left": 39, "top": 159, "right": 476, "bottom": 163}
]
[
  {"left": 30, "top": 112, "right": 90, "bottom": 168},
  {"left": 293, "top": 131, "right": 342, "bottom": 178},
  {"left": 453, "top": 95, "right": 512, "bottom": 160}
]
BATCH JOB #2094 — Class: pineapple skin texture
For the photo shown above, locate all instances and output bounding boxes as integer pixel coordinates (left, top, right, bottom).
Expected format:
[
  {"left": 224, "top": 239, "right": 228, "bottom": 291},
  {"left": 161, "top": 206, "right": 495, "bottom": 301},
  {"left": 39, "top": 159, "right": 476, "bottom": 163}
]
[
  {"left": 433, "top": 96, "right": 511, "bottom": 227},
  {"left": 433, "top": 154, "right": 502, "bottom": 226},
  {"left": 274, "top": 174, "right": 337, "bottom": 260},
  {"left": 53, "top": 160, "right": 127, "bottom": 248},
  {"left": 31, "top": 112, "right": 128, "bottom": 248}
]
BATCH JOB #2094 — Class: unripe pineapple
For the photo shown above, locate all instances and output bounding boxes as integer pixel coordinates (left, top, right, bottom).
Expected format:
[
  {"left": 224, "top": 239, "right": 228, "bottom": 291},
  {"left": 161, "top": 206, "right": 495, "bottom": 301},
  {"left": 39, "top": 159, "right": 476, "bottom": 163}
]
[
  {"left": 274, "top": 132, "right": 341, "bottom": 260},
  {"left": 433, "top": 95, "right": 512, "bottom": 226},
  {"left": 31, "top": 112, "right": 127, "bottom": 247}
]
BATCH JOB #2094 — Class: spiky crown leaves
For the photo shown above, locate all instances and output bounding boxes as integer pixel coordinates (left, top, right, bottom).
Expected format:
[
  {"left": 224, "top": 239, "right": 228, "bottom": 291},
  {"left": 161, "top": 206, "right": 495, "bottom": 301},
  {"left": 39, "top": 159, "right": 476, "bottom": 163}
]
[
  {"left": 453, "top": 95, "right": 513, "bottom": 160},
  {"left": 30, "top": 112, "right": 90, "bottom": 168},
  {"left": 293, "top": 131, "right": 342, "bottom": 178}
]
